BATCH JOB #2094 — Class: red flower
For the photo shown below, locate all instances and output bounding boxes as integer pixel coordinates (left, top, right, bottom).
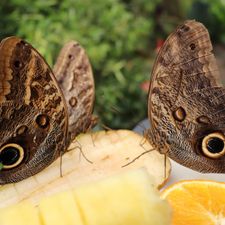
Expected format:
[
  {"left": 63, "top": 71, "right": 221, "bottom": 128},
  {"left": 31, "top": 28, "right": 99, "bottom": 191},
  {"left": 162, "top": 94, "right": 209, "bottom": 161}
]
[
  {"left": 140, "top": 81, "right": 150, "bottom": 93},
  {"left": 155, "top": 39, "right": 164, "bottom": 53}
]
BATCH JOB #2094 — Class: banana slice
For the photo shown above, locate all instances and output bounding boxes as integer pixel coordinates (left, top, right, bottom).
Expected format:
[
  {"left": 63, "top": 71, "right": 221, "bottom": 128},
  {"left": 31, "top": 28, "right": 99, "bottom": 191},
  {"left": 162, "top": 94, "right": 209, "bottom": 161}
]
[
  {"left": 0, "top": 169, "right": 171, "bottom": 225},
  {"left": 0, "top": 130, "right": 171, "bottom": 208}
]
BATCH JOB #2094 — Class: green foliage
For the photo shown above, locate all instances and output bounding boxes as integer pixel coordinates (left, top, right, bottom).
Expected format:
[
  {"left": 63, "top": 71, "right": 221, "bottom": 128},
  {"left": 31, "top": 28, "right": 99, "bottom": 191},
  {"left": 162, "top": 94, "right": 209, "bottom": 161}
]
[
  {"left": 1, "top": 0, "right": 161, "bottom": 129},
  {"left": 188, "top": 0, "right": 225, "bottom": 43},
  {"left": 1, "top": 0, "right": 225, "bottom": 129}
]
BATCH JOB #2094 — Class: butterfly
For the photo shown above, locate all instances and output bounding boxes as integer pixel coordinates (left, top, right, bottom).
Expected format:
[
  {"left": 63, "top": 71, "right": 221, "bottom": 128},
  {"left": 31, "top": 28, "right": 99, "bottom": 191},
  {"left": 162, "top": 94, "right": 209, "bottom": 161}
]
[
  {"left": 0, "top": 37, "right": 96, "bottom": 184},
  {"left": 148, "top": 20, "right": 225, "bottom": 173}
]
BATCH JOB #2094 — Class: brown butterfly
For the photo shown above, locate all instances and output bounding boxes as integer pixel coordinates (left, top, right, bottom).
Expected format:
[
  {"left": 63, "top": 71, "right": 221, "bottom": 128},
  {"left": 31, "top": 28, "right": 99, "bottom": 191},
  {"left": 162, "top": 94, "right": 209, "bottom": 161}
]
[
  {"left": 148, "top": 20, "right": 225, "bottom": 173},
  {"left": 0, "top": 37, "right": 96, "bottom": 184}
]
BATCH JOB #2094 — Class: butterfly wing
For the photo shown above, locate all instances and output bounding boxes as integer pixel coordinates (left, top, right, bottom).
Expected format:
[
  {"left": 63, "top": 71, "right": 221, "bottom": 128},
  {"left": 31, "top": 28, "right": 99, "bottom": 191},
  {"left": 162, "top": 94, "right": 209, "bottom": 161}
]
[
  {"left": 148, "top": 20, "right": 225, "bottom": 173},
  {"left": 0, "top": 37, "right": 68, "bottom": 184},
  {"left": 53, "top": 41, "right": 96, "bottom": 141}
]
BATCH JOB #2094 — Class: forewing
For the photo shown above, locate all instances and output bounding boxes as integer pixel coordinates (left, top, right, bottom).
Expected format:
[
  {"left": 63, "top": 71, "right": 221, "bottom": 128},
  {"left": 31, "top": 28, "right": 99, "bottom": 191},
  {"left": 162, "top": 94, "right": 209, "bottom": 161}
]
[
  {"left": 148, "top": 20, "right": 225, "bottom": 173},
  {"left": 0, "top": 37, "right": 68, "bottom": 183}
]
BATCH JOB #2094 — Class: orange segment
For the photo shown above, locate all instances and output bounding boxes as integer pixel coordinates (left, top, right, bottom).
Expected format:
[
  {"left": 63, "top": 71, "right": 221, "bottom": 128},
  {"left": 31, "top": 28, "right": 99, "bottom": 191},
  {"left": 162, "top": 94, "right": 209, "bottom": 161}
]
[{"left": 161, "top": 180, "right": 225, "bottom": 225}]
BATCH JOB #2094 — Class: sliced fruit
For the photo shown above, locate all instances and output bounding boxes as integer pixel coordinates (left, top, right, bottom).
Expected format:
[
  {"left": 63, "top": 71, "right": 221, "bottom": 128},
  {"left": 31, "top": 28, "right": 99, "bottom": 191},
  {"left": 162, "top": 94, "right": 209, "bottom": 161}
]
[
  {"left": 0, "top": 130, "right": 170, "bottom": 208},
  {"left": 74, "top": 168, "right": 171, "bottom": 225},
  {"left": 39, "top": 191, "right": 83, "bottom": 225},
  {"left": 0, "top": 202, "right": 40, "bottom": 225},
  {"left": 161, "top": 180, "right": 225, "bottom": 225},
  {"left": 68, "top": 130, "right": 170, "bottom": 188},
  {"left": 0, "top": 168, "right": 171, "bottom": 225}
]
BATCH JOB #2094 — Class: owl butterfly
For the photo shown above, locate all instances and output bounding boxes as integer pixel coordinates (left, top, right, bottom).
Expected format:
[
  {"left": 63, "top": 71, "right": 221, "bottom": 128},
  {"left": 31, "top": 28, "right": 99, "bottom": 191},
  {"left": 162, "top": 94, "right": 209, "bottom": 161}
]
[
  {"left": 0, "top": 37, "right": 96, "bottom": 184},
  {"left": 148, "top": 20, "right": 225, "bottom": 173}
]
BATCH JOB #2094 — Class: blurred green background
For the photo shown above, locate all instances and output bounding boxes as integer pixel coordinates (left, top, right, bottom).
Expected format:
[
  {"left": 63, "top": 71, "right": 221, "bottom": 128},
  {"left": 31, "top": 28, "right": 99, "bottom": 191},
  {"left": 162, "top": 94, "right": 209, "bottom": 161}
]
[{"left": 1, "top": 0, "right": 225, "bottom": 129}]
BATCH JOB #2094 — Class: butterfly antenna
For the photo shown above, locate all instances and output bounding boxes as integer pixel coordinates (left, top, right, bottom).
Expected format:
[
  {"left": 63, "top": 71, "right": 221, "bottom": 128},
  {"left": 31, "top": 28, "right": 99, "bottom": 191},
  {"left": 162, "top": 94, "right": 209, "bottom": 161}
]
[
  {"left": 98, "top": 93, "right": 148, "bottom": 131},
  {"left": 110, "top": 105, "right": 122, "bottom": 114},
  {"left": 98, "top": 95, "right": 122, "bottom": 114},
  {"left": 100, "top": 123, "right": 113, "bottom": 131}
]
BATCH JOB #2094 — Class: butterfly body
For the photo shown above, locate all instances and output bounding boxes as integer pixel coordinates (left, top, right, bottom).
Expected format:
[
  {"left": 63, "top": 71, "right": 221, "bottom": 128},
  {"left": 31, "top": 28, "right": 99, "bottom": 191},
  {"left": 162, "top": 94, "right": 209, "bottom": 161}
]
[{"left": 148, "top": 20, "right": 225, "bottom": 173}]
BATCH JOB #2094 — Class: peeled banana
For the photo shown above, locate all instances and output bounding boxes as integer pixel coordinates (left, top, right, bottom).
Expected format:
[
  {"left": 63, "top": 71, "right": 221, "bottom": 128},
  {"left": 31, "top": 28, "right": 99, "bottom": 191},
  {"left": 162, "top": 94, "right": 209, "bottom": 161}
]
[{"left": 0, "top": 169, "right": 171, "bottom": 225}]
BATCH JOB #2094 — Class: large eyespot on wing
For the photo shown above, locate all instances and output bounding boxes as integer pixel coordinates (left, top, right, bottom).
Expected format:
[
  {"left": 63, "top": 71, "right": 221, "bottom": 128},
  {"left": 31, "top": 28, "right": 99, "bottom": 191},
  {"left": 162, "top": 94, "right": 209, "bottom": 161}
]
[
  {"left": 0, "top": 143, "right": 24, "bottom": 169},
  {"left": 201, "top": 132, "right": 225, "bottom": 159},
  {"left": 147, "top": 20, "right": 225, "bottom": 173},
  {"left": 53, "top": 41, "right": 96, "bottom": 140},
  {"left": 0, "top": 37, "right": 69, "bottom": 184}
]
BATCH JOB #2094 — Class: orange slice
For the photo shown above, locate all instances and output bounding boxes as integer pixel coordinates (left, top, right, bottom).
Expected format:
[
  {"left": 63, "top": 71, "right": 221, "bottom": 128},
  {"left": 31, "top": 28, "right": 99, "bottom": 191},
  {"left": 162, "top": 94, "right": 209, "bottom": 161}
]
[{"left": 161, "top": 180, "right": 225, "bottom": 225}]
